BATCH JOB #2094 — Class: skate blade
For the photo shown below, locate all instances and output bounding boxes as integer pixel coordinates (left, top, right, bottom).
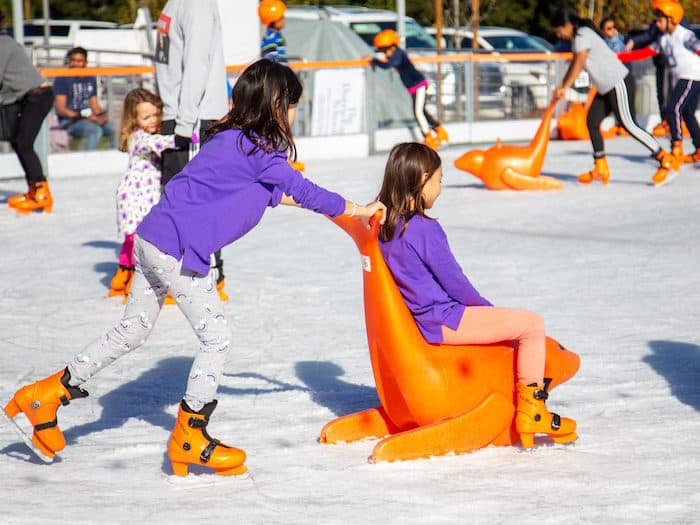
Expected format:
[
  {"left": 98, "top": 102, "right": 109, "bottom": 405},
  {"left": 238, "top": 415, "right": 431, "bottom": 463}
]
[
  {"left": 653, "top": 170, "right": 680, "bottom": 188},
  {"left": 166, "top": 468, "right": 250, "bottom": 486},
  {"left": 516, "top": 436, "right": 578, "bottom": 453},
  {"left": 1, "top": 407, "right": 54, "bottom": 463}
]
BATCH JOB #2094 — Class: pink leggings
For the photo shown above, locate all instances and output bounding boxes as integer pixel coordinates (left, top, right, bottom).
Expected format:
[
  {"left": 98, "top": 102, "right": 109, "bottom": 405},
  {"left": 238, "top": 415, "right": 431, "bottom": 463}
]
[
  {"left": 118, "top": 232, "right": 136, "bottom": 267},
  {"left": 441, "top": 306, "right": 545, "bottom": 386}
]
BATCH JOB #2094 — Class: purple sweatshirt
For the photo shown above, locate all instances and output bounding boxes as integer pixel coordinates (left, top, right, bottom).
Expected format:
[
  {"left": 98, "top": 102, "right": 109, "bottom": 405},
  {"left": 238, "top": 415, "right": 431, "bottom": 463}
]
[
  {"left": 137, "top": 129, "right": 346, "bottom": 275},
  {"left": 379, "top": 215, "right": 492, "bottom": 343}
]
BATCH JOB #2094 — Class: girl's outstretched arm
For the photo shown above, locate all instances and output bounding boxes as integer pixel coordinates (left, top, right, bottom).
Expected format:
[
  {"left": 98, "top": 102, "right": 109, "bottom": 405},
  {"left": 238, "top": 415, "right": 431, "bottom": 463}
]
[
  {"left": 346, "top": 200, "right": 386, "bottom": 226},
  {"left": 280, "top": 194, "right": 386, "bottom": 225},
  {"left": 554, "top": 49, "right": 589, "bottom": 99}
]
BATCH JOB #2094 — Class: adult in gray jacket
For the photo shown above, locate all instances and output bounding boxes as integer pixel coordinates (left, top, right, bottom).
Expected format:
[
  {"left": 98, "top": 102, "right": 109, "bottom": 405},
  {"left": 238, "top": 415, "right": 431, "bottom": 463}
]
[
  {"left": 1, "top": 11, "right": 54, "bottom": 214},
  {"left": 154, "top": 0, "right": 229, "bottom": 300},
  {"left": 551, "top": 8, "right": 677, "bottom": 187}
]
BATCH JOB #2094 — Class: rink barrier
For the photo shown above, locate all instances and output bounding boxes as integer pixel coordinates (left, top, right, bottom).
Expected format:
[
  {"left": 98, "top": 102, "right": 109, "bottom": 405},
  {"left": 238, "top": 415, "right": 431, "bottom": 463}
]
[
  {"left": 0, "top": 52, "right": 663, "bottom": 180},
  {"left": 37, "top": 52, "right": 577, "bottom": 77}
]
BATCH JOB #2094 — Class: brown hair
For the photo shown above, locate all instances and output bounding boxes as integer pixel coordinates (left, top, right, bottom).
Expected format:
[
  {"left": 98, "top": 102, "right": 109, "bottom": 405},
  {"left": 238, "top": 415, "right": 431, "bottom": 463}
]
[
  {"left": 118, "top": 88, "right": 163, "bottom": 152},
  {"left": 376, "top": 142, "right": 442, "bottom": 242}
]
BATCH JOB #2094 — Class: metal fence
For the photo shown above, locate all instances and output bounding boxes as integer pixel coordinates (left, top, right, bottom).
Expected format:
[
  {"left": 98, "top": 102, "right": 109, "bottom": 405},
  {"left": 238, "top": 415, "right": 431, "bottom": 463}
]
[{"left": 1, "top": 51, "right": 665, "bottom": 156}]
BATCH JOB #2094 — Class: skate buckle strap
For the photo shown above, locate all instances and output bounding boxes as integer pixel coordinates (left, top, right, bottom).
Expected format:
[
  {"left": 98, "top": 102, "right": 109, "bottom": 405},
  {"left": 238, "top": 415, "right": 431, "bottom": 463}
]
[
  {"left": 60, "top": 395, "right": 70, "bottom": 407},
  {"left": 534, "top": 389, "right": 548, "bottom": 401},
  {"left": 34, "top": 418, "right": 58, "bottom": 431},
  {"left": 200, "top": 439, "right": 220, "bottom": 463},
  {"left": 551, "top": 413, "right": 561, "bottom": 430},
  {"left": 188, "top": 417, "right": 208, "bottom": 429}
]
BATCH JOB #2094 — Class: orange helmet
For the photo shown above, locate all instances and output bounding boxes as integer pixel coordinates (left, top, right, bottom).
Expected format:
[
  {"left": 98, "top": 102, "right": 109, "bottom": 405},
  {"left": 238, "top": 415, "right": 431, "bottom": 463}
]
[
  {"left": 653, "top": 0, "right": 684, "bottom": 24},
  {"left": 650, "top": 0, "right": 679, "bottom": 8},
  {"left": 258, "top": 0, "right": 286, "bottom": 26},
  {"left": 373, "top": 29, "right": 400, "bottom": 50}
]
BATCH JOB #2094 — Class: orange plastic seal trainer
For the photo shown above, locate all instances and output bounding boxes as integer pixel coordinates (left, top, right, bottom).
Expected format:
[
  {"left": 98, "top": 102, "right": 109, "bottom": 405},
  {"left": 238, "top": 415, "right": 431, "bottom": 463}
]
[
  {"left": 320, "top": 214, "right": 580, "bottom": 462},
  {"left": 453, "top": 100, "right": 562, "bottom": 190}
]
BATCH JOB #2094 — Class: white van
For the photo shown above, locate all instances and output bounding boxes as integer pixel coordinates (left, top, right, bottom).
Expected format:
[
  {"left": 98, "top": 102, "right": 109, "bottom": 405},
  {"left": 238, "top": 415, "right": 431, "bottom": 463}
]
[
  {"left": 285, "top": 6, "right": 508, "bottom": 118},
  {"left": 287, "top": 6, "right": 435, "bottom": 51}
]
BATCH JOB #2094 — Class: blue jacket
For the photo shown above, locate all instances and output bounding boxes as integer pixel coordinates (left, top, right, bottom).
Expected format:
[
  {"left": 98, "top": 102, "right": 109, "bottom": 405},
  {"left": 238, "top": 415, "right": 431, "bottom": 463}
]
[
  {"left": 371, "top": 47, "right": 425, "bottom": 91},
  {"left": 261, "top": 28, "right": 287, "bottom": 64}
]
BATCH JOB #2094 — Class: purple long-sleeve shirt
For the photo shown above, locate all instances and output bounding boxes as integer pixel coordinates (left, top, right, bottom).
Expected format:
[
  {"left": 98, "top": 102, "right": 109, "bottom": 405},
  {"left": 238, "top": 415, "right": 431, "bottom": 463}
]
[
  {"left": 379, "top": 215, "right": 492, "bottom": 343},
  {"left": 137, "top": 129, "right": 346, "bottom": 275}
]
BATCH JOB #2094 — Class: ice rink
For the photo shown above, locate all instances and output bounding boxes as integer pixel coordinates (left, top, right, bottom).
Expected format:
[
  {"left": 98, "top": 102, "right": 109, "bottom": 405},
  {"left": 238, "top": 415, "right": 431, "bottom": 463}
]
[{"left": 1, "top": 136, "right": 699, "bottom": 524}]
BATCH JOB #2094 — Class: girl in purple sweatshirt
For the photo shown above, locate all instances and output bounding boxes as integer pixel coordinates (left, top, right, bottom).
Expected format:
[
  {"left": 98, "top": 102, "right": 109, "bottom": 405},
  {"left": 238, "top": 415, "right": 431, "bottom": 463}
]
[
  {"left": 5, "top": 60, "right": 385, "bottom": 475},
  {"left": 377, "top": 142, "right": 575, "bottom": 448}
]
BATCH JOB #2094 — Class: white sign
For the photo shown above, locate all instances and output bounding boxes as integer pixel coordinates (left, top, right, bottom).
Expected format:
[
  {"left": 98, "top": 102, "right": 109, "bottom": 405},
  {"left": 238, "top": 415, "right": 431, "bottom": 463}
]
[{"left": 311, "top": 68, "right": 365, "bottom": 136}]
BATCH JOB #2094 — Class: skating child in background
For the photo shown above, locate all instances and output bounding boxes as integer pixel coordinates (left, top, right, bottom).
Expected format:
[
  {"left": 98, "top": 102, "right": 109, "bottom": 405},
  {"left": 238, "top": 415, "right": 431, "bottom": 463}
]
[
  {"left": 364, "top": 30, "right": 448, "bottom": 150},
  {"left": 648, "top": 1, "right": 700, "bottom": 169},
  {"left": 259, "top": 0, "right": 288, "bottom": 64},
  {"left": 625, "top": 0, "right": 690, "bottom": 139},
  {"left": 551, "top": 8, "right": 678, "bottom": 187},
  {"left": 258, "top": 0, "right": 306, "bottom": 172},
  {"left": 108, "top": 88, "right": 175, "bottom": 298},
  {"left": 4, "top": 60, "right": 386, "bottom": 476},
  {"left": 376, "top": 142, "right": 577, "bottom": 448}
]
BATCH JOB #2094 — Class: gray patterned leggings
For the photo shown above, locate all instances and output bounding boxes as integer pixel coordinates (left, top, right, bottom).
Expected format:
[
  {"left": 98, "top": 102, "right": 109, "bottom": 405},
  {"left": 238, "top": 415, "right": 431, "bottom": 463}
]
[{"left": 68, "top": 235, "right": 231, "bottom": 410}]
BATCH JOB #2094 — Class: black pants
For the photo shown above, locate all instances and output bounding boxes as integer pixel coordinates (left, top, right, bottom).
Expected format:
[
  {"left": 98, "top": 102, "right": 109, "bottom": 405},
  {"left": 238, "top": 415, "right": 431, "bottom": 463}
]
[
  {"left": 160, "top": 119, "right": 218, "bottom": 185},
  {"left": 160, "top": 119, "right": 225, "bottom": 283},
  {"left": 653, "top": 56, "right": 673, "bottom": 117},
  {"left": 10, "top": 86, "right": 54, "bottom": 186},
  {"left": 587, "top": 75, "right": 660, "bottom": 158},
  {"left": 663, "top": 78, "right": 700, "bottom": 148}
]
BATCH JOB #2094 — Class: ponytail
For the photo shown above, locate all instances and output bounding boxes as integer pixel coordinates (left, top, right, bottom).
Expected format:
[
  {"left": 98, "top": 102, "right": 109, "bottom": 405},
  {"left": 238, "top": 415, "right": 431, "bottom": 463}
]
[{"left": 550, "top": 8, "right": 599, "bottom": 36}]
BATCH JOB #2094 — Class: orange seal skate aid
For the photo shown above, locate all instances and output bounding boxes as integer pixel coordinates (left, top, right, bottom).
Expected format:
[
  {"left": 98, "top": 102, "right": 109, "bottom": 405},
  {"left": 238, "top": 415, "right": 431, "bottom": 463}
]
[
  {"left": 453, "top": 100, "right": 562, "bottom": 190},
  {"left": 454, "top": 101, "right": 563, "bottom": 190},
  {"left": 320, "top": 215, "right": 580, "bottom": 462}
]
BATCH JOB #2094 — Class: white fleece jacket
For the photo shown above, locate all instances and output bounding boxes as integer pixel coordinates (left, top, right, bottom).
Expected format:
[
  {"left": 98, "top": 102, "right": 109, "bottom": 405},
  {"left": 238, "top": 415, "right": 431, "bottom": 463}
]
[{"left": 154, "top": 0, "right": 228, "bottom": 138}]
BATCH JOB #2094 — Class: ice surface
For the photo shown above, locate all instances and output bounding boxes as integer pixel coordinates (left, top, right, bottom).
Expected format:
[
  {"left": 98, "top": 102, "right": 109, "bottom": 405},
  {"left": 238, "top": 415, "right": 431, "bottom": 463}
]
[{"left": 1, "top": 137, "right": 698, "bottom": 524}]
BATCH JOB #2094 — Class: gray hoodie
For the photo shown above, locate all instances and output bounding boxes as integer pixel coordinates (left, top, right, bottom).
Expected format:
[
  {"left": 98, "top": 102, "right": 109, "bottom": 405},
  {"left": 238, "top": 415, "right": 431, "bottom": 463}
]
[
  {"left": 0, "top": 33, "right": 45, "bottom": 103},
  {"left": 154, "top": 0, "right": 228, "bottom": 138}
]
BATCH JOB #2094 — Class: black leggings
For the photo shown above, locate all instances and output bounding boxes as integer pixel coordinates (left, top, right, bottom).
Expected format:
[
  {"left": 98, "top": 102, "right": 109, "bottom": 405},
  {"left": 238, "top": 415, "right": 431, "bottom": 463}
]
[
  {"left": 663, "top": 78, "right": 700, "bottom": 148},
  {"left": 587, "top": 74, "right": 660, "bottom": 158},
  {"left": 10, "top": 86, "right": 54, "bottom": 185}
]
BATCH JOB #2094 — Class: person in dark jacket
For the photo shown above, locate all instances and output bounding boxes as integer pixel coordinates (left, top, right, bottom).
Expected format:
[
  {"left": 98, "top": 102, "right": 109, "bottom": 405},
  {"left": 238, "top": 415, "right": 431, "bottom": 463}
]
[
  {"left": 364, "top": 29, "right": 448, "bottom": 150},
  {"left": 624, "top": 0, "right": 691, "bottom": 137}
]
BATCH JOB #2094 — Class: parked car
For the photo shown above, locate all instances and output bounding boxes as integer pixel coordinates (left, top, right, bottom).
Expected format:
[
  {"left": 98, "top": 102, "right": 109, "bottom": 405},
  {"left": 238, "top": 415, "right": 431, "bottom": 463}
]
[
  {"left": 286, "top": 6, "right": 509, "bottom": 119},
  {"left": 427, "top": 26, "right": 555, "bottom": 116}
]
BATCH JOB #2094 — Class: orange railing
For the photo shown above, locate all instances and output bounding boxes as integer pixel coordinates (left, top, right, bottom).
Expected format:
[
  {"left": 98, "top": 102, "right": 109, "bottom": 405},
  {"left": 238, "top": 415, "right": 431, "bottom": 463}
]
[{"left": 38, "top": 53, "right": 576, "bottom": 78}]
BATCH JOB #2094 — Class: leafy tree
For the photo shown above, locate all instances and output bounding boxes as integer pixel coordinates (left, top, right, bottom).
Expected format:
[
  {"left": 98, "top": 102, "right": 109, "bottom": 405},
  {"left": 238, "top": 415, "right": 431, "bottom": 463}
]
[{"left": 2, "top": 0, "right": 698, "bottom": 43}]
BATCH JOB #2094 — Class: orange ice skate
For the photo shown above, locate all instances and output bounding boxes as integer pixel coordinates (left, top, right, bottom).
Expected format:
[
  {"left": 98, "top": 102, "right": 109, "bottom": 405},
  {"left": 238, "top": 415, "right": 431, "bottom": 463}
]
[
  {"left": 578, "top": 156, "right": 610, "bottom": 185},
  {"left": 12, "top": 181, "right": 53, "bottom": 214},
  {"left": 4, "top": 368, "right": 88, "bottom": 459},
  {"left": 168, "top": 400, "right": 247, "bottom": 476},
  {"left": 108, "top": 265, "right": 134, "bottom": 296},
  {"left": 515, "top": 379, "right": 577, "bottom": 448}
]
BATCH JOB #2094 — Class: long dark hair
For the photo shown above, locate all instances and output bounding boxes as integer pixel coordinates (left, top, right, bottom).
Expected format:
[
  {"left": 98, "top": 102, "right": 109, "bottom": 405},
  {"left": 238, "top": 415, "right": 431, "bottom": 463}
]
[
  {"left": 377, "top": 142, "right": 442, "bottom": 242},
  {"left": 550, "top": 8, "right": 599, "bottom": 36},
  {"left": 206, "top": 59, "right": 303, "bottom": 160}
]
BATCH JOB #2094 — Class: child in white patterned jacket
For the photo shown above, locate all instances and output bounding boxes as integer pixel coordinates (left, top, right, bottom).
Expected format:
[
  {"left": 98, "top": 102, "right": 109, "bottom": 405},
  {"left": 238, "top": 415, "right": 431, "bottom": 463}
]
[{"left": 108, "top": 88, "right": 175, "bottom": 297}]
